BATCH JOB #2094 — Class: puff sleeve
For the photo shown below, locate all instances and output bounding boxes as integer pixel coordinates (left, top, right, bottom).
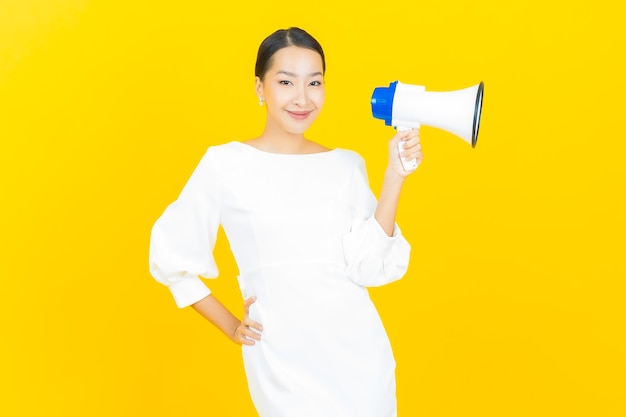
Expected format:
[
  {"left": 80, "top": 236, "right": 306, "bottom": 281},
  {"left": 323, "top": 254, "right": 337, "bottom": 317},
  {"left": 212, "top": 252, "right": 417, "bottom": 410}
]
[
  {"left": 149, "top": 148, "right": 221, "bottom": 308},
  {"left": 342, "top": 155, "right": 411, "bottom": 287}
]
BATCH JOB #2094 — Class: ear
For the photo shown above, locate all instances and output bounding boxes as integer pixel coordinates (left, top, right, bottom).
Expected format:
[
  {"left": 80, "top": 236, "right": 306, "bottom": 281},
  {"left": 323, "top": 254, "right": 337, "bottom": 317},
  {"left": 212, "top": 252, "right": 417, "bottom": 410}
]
[{"left": 255, "top": 76, "right": 264, "bottom": 100}]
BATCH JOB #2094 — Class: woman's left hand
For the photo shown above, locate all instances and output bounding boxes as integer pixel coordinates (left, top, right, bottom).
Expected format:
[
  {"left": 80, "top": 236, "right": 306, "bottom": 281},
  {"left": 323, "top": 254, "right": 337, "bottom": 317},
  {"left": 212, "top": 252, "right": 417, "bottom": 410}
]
[{"left": 387, "top": 128, "right": 423, "bottom": 178}]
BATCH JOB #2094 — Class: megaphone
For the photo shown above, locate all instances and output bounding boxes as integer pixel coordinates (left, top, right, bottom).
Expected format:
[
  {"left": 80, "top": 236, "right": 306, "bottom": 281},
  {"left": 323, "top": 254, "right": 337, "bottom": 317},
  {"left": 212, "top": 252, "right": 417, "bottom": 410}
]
[{"left": 371, "top": 81, "right": 484, "bottom": 171}]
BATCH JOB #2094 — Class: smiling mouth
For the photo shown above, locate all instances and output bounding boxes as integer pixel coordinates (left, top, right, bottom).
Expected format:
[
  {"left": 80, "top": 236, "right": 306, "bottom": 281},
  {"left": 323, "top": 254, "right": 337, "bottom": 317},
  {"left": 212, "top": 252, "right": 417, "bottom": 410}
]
[{"left": 286, "top": 110, "right": 312, "bottom": 120}]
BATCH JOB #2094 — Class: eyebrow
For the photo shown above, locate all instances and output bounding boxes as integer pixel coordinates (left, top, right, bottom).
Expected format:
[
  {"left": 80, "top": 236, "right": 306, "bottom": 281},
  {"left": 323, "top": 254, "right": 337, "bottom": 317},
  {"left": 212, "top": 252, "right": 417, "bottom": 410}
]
[{"left": 276, "top": 70, "right": 323, "bottom": 77}]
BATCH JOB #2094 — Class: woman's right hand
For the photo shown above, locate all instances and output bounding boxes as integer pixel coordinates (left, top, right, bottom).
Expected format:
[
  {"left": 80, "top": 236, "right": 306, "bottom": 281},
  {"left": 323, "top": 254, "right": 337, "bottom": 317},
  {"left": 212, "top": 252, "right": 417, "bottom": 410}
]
[{"left": 232, "top": 296, "right": 263, "bottom": 346}]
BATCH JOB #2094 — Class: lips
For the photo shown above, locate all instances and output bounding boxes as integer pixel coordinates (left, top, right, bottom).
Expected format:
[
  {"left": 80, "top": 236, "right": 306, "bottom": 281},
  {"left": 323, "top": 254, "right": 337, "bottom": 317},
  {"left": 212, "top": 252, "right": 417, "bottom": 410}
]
[{"left": 286, "top": 110, "right": 313, "bottom": 120}]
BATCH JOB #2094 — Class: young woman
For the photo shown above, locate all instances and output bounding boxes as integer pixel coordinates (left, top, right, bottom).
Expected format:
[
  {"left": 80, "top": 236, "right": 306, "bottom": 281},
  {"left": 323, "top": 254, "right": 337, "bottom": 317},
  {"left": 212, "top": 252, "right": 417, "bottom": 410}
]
[{"left": 149, "top": 27, "right": 422, "bottom": 417}]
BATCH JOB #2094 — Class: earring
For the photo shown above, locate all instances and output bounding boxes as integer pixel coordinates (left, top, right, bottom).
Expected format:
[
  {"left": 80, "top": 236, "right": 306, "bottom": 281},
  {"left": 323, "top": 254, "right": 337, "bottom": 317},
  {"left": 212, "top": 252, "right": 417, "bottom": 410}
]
[{"left": 259, "top": 97, "right": 264, "bottom": 106}]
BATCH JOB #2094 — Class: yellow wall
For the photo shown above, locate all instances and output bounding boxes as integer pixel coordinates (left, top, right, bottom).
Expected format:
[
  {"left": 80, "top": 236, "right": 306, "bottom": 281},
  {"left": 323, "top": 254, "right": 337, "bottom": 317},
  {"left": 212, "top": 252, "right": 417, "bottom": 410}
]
[{"left": 1, "top": 1, "right": 624, "bottom": 416}]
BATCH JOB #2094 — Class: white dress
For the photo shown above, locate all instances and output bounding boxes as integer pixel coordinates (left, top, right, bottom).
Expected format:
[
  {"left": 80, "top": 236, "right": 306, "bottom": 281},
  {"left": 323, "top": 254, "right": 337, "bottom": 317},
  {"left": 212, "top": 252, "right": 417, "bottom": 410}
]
[{"left": 149, "top": 141, "right": 411, "bottom": 417}]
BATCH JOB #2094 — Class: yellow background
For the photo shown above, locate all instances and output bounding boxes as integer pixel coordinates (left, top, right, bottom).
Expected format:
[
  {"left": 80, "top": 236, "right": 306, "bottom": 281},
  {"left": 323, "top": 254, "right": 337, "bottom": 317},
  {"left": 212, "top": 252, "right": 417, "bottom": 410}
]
[{"left": 1, "top": 1, "right": 624, "bottom": 416}]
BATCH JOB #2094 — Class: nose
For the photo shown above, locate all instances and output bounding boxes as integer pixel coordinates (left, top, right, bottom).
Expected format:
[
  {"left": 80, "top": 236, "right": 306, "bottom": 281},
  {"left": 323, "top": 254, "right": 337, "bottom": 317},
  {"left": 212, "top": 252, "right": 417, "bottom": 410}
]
[{"left": 292, "top": 84, "right": 307, "bottom": 106}]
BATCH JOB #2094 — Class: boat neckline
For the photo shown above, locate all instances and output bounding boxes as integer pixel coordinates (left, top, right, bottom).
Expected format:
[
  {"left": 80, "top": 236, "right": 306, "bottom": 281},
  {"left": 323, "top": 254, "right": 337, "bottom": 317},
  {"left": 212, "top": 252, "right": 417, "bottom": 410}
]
[{"left": 234, "top": 141, "right": 340, "bottom": 156}]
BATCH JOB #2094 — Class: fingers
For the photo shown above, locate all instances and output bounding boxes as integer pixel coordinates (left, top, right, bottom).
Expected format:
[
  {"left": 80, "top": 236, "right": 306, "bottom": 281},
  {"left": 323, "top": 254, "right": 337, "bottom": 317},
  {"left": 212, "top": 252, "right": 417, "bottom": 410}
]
[
  {"left": 239, "top": 296, "right": 263, "bottom": 345},
  {"left": 243, "top": 296, "right": 263, "bottom": 332},
  {"left": 390, "top": 129, "right": 423, "bottom": 174},
  {"left": 399, "top": 128, "right": 420, "bottom": 144},
  {"left": 395, "top": 127, "right": 419, "bottom": 141},
  {"left": 399, "top": 129, "right": 423, "bottom": 164},
  {"left": 243, "top": 315, "right": 264, "bottom": 333},
  {"left": 243, "top": 295, "right": 256, "bottom": 313},
  {"left": 238, "top": 323, "right": 262, "bottom": 345},
  {"left": 402, "top": 141, "right": 423, "bottom": 164},
  {"left": 237, "top": 319, "right": 262, "bottom": 345},
  {"left": 393, "top": 128, "right": 420, "bottom": 151}
]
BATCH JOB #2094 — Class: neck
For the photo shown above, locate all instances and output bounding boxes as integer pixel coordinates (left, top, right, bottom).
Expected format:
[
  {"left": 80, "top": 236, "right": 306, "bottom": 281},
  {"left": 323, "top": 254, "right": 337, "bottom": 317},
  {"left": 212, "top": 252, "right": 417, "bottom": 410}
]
[{"left": 254, "top": 127, "right": 308, "bottom": 154}]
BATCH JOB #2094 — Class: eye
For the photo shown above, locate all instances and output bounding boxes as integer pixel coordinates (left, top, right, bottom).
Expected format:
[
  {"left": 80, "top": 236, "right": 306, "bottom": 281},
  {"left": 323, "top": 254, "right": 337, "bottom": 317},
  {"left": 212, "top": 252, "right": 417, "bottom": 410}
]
[
  {"left": 279, "top": 80, "right": 292, "bottom": 86},
  {"left": 309, "top": 80, "right": 322, "bottom": 86}
]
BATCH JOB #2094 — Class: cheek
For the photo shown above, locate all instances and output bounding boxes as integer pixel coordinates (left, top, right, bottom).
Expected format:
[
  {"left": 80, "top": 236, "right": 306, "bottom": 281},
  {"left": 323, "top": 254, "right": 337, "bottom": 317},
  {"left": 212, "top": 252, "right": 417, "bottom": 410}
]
[
  {"left": 265, "top": 92, "right": 288, "bottom": 113},
  {"left": 266, "top": 88, "right": 285, "bottom": 103},
  {"left": 312, "top": 90, "right": 326, "bottom": 107}
]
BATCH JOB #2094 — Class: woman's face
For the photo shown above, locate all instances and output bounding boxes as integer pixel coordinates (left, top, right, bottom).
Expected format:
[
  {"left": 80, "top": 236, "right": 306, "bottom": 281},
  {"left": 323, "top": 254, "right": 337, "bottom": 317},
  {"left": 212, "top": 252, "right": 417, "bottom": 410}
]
[{"left": 256, "top": 46, "right": 325, "bottom": 136}]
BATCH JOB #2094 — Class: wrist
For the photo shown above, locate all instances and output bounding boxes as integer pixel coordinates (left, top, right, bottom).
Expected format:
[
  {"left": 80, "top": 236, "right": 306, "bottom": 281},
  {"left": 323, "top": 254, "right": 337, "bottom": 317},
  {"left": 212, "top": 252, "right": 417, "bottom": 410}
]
[
  {"left": 384, "top": 167, "right": 407, "bottom": 185},
  {"left": 230, "top": 322, "right": 242, "bottom": 345}
]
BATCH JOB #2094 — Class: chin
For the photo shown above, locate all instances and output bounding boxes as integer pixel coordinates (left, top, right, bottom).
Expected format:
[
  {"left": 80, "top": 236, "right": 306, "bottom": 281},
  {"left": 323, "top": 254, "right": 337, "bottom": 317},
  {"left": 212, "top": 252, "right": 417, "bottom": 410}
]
[
  {"left": 288, "top": 119, "right": 318, "bottom": 134},
  {"left": 287, "top": 126, "right": 312, "bottom": 136}
]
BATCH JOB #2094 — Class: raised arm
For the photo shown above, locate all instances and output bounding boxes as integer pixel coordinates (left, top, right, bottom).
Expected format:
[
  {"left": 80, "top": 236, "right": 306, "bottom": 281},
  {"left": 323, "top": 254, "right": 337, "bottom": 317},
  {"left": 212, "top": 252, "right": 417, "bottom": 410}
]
[{"left": 374, "top": 128, "right": 422, "bottom": 236}]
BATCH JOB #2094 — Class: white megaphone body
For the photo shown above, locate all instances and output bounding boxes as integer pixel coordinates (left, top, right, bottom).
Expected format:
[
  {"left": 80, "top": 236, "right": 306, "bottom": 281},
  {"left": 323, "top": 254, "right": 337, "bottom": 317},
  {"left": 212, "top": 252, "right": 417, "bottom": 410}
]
[{"left": 371, "top": 81, "right": 484, "bottom": 171}]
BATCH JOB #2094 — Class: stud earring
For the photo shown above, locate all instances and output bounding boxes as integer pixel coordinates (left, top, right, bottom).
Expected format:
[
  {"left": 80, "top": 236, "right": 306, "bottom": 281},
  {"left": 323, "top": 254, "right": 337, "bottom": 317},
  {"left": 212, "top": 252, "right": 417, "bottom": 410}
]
[{"left": 259, "top": 97, "right": 264, "bottom": 106}]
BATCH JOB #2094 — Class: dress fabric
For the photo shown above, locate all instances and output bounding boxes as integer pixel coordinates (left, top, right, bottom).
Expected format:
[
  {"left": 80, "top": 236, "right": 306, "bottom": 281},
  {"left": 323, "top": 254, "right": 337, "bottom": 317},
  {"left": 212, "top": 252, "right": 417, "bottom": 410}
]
[{"left": 149, "top": 141, "right": 411, "bottom": 417}]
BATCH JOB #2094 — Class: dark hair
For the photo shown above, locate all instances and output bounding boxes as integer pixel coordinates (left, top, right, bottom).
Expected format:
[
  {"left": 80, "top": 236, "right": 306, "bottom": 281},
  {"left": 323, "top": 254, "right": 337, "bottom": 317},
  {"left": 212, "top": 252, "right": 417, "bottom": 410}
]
[{"left": 255, "top": 27, "right": 326, "bottom": 80}]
